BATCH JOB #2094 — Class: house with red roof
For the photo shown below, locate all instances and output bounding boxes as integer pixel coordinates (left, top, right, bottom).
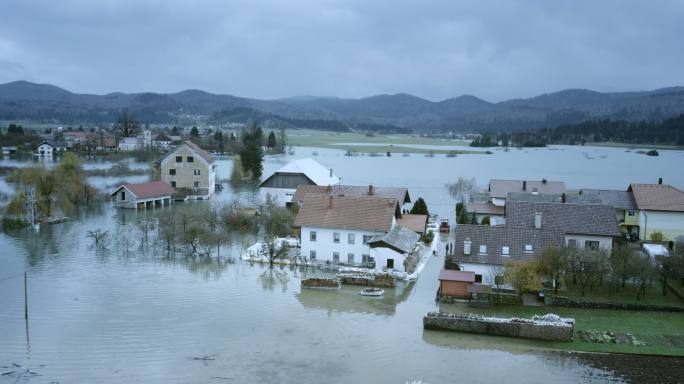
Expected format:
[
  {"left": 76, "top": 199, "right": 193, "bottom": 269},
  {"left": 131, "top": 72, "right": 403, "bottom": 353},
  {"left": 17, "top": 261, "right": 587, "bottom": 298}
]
[{"left": 111, "top": 181, "right": 175, "bottom": 209}]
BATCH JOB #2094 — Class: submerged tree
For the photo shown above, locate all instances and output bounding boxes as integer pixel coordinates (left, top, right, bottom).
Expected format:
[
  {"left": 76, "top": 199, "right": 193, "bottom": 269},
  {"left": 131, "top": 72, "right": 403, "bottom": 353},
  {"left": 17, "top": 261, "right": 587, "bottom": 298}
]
[{"left": 114, "top": 111, "right": 140, "bottom": 138}]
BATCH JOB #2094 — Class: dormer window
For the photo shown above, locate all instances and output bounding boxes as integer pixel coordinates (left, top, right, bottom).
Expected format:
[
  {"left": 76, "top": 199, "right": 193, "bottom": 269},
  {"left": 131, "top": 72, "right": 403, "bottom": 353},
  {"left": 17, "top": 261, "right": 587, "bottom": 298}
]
[
  {"left": 525, "top": 244, "right": 533, "bottom": 253},
  {"left": 502, "top": 246, "right": 510, "bottom": 256},
  {"left": 479, "top": 245, "right": 487, "bottom": 255}
]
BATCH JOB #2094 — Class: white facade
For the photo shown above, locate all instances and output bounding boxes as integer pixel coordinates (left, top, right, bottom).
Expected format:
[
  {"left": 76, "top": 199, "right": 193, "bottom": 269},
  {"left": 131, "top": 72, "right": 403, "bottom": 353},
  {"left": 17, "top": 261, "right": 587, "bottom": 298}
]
[
  {"left": 261, "top": 187, "right": 296, "bottom": 206},
  {"left": 160, "top": 144, "right": 216, "bottom": 198},
  {"left": 491, "top": 197, "right": 506, "bottom": 207},
  {"left": 565, "top": 234, "right": 614, "bottom": 252},
  {"left": 459, "top": 262, "right": 507, "bottom": 288},
  {"left": 300, "top": 226, "right": 384, "bottom": 267},
  {"left": 370, "top": 247, "right": 410, "bottom": 273},
  {"left": 639, "top": 210, "right": 684, "bottom": 241},
  {"left": 37, "top": 143, "right": 54, "bottom": 156},
  {"left": 118, "top": 137, "right": 141, "bottom": 151}
]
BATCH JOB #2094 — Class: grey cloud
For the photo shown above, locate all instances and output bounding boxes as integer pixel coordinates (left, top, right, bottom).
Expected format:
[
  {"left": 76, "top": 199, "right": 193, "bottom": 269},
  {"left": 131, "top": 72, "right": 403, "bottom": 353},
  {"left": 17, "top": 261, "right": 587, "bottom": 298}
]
[{"left": 0, "top": 0, "right": 682, "bottom": 101}]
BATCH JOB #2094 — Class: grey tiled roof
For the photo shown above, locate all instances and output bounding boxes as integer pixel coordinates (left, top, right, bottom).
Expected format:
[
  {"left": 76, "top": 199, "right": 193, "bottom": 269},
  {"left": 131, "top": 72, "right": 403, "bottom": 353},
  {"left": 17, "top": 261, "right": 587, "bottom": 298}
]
[
  {"left": 453, "top": 224, "right": 564, "bottom": 265},
  {"left": 507, "top": 190, "right": 637, "bottom": 211},
  {"left": 367, "top": 225, "right": 420, "bottom": 253},
  {"left": 505, "top": 201, "right": 620, "bottom": 237},
  {"left": 489, "top": 179, "right": 565, "bottom": 199},
  {"left": 292, "top": 184, "right": 410, "bottom": 204}
]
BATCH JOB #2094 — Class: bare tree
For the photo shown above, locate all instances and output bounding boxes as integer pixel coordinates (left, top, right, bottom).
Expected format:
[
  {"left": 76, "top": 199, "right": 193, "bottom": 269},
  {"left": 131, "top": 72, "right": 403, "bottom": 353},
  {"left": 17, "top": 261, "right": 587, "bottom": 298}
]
[
  {"left": 446, "top": 177, "right": 479, "bottom": 203},
  {"left": 87, "top": 229, "right": 110, "bottom": 249},
  {"left": 115, "top": 111, "right": 140, "bottom": 138}
]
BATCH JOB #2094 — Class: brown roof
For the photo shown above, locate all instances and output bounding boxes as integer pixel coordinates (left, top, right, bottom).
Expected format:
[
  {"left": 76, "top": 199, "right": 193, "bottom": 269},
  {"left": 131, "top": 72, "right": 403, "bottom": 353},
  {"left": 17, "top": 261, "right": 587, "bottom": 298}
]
[
  {"left": 439, "top": 270, "right": 475, "bottom": 282},
  {"left": 466, "top": 202, "right": 505, "bottom": 216},
  {"left": 489, "top": 179, "right": 565, "bottom": 199},
  {"left": 628, "top": 183, "right": 684, "bottom": 212},
  {"left": 182, "top": 140, "right": 215, "bottom": 164},
  {"left": 292, "top": 184, "right": 410, "bottom": 204},
  {"left": 113, "top": 181, "right": 175, "bottom": 199},
  {"left": 397, "top": 214, "right": 428, "bottom": 234},
  {"left": 293, "top": 195, "right": 398, "bottom": 232}
]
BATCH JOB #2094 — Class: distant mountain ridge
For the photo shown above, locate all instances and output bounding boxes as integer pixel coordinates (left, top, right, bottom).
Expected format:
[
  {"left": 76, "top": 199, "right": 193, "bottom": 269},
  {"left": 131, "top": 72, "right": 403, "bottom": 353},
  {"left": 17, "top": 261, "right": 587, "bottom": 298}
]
[{"left": 1, "top": 80, "right": 684, "bottom": 132}]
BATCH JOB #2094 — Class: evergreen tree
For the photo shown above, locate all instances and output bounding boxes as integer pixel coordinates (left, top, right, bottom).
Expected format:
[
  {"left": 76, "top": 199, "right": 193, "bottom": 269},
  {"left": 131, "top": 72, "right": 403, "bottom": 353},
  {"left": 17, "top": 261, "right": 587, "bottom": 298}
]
[
  {"left": 190, "top": 126, "right": 200, "bottom": 138},
  {"left": 267, "top": 131, "right": 277, "bottom": 148},
  {"left": 410, "top": 197, "right": 429, "bottom": 215}
]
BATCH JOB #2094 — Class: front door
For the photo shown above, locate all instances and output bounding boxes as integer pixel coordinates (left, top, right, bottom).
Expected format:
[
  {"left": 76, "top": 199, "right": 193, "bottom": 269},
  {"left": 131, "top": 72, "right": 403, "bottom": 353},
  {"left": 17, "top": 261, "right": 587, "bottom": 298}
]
[{"left": 386, "top": 258, "right": 394, "bottom": 269}]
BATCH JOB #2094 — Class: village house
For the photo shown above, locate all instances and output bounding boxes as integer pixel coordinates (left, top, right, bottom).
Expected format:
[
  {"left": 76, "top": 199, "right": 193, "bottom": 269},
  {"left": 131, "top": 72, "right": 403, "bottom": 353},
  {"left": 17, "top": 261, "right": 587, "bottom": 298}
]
[
  {"left": 111, "top": 181, "right": 175, "bottom": 209},
  {"left": 505, "top": 201, "right": 620, "bottom": 251},
  {"left": 628, "top": 181, "right": 684, "bottom": 241},
  {"left": 293, "top": 195, "right": 419, "bottom": 272},
  {"left": 508, "top": 189, "right": 639, "bottom": 239},
  {"left": 63, "top": 131, "right": 88, "bottom": 148},
  {"left": 152, "top": 133, "right": 173, "bottom": 149},
  {"left": 259, "top": 158, "right": 340, "bottom": 206},
  {"left": 467, "top": 179, "right": 565, "bottom": 225},
  {"left": 450, "top": 224, "right": 564, "bottom": 287},
  {"left": 118, "top": 136, "right": 141, "bottom": 151},
  {"left": 292, "top": 184, "right": 411, "bottom": 210},
  {"left": 36, "top": 140, "right": 67, "bottom": 156},
  {"left": 156, "top": 140, "right": 217, "bottom": 199},
  {"left": 438, "top": 270, "right": 477, "bottom": 300}
]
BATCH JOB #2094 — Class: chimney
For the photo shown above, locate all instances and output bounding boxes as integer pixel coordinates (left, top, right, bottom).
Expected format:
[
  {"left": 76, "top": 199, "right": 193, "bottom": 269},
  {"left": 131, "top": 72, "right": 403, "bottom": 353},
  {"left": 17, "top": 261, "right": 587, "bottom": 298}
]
[
  {"left": 328, "top": 196, "right": 333, "bottom": 209},
  {"left": 561, "top": 192, "right": 566, "bottom": 203},
  {"left": 463, "top": 238, "right": 471, "bottom": 255},
  {"left": 658, "top": 177, "right": 663, "bottom": 185},
  {"left": 534, "top": 212, "right": 543, "bottom": 229},
  {"left": 522, "top": 180, "right": 527, "bottom": 191},
  {"left": 542, "top": 178, "right": 547, "bottom": 184},
  {"left": 368, "top": 185, "right": 374, "bottom": 196},
  {"left": 330, "top": 168, "right": 333, "bottom": 178}
]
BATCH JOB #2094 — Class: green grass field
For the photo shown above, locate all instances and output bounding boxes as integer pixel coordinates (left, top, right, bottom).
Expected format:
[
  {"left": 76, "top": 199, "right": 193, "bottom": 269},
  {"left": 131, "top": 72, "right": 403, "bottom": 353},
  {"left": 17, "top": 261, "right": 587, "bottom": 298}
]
[
  {"left": 559, "top": 281, "right": 684, "bottom": 308},
  {"left": 439, "top": 302, "right": 684, "bottom": 356},
  {"left": 286, "top": 129, "right": 487, "bottom": 154}
]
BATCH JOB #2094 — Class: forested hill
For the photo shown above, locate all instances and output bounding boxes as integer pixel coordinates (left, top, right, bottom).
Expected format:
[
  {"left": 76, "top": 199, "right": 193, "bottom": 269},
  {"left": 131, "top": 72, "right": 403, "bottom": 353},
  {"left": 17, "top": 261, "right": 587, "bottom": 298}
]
[
  {"left": 2, "top": 80, "right": 684, "bottom": 132},
  {"left": 471, "top": 114, "right": 684, "bottom": 147}
]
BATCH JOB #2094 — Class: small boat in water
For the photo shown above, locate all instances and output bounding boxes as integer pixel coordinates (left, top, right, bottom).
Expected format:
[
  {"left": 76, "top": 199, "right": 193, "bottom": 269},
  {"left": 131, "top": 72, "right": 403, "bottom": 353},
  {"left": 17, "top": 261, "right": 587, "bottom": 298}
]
[{"left": 359, "top": 287, "right": 385, "bottom": 297}]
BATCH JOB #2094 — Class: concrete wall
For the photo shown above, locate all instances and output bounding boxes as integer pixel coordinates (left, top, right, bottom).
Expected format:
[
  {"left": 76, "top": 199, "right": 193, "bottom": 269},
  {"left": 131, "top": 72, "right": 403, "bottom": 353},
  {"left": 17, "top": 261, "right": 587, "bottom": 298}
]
[
  {"left": 161, "top": 145, "right": 215, "bottom": 196},
  {"left": 640, "top": 210, "right": 684, "bottom": 241},
  {"left": 370, "top": 246, "right": 408, "bottom": 273},
  {"left": 565, "top": 234, "right": 613, "bottom": 252}
]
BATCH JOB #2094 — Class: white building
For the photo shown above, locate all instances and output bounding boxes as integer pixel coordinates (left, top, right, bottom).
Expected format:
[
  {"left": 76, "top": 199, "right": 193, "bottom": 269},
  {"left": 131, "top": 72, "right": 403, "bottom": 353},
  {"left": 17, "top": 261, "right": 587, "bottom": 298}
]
[
  {"left": 111, "top": 181, "right": 174, "bottom": 209},
  {"left": 259, "top": 158, "right": 339, "bottom": 206},
  {"left": 628, "top": 182, "right": 684, "bottom": 241},
  {"left": 36, "top": 141, "right": 66, "bottom": 156},
  {"left": 451, "top": 224, "right": 565, "bottom": 287},
  {"left": 156, "top": 140, "right": 217, "bottom": 199},
  {"left": 118, "top": 136, "right": 142, "bottom": 151},
  {"left": 293, "top": 195, "right": 418, "bottom": 272}
]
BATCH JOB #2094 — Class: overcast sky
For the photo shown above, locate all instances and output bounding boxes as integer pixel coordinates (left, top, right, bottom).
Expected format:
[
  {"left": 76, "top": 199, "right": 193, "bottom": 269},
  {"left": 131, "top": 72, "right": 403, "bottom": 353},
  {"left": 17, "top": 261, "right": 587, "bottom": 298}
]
[{"left": 1, "top": 0, "right": 683, "bottom": 101}]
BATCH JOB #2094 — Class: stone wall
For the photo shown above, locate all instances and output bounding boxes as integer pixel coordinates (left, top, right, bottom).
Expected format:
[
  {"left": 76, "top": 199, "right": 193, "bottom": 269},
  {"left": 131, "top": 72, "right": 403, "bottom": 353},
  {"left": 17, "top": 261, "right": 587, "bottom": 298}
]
[
  {"left": 337, "top": 272, "right": 396, "bottom": 288},
  {"left": 301, "top": 278, "right": 340, "bottom": 289},
  {"left": 544, "top": 295, "right": 684, "bottom": 312},
  {"left": 423, "top": 312, "right": 574, "bottom": 342}
]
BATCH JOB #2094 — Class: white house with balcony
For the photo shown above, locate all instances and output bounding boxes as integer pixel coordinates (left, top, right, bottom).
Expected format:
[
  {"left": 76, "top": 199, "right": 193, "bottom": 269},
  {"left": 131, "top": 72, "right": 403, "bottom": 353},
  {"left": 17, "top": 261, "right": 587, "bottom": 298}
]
[{"left": 293, "top": 194, "right": 418, "bottom": 272}]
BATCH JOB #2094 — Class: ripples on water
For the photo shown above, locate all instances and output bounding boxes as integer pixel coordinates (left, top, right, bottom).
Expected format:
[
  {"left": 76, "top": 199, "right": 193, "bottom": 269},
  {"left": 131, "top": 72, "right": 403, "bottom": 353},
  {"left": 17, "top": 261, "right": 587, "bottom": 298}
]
[{"left": 2, "top": 145, "right": 684, "bottom": 383}]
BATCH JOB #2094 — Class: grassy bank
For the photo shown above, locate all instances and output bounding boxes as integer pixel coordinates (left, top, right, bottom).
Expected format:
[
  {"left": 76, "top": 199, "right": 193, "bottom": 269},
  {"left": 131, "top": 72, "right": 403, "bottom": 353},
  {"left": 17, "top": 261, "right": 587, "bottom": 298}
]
[
  {"left": 286, "top": 129, "right": 487, "bottom": 154},
  {"left": 439, "top": 302, "right": 684, "bottom": 356},
  {"left": 560, "top": 282, "right": 684, "bottom": 308}
]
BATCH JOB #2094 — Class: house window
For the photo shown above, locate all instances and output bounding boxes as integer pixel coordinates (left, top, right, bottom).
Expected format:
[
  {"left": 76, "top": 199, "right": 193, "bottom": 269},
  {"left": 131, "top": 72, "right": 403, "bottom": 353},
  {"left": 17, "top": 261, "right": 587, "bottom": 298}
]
[
  {"left": 479, "top": 245, "right": 487, "bottom": 255},
  {"left": 585, "top": 240, "right": 600, "bottom": 251},
  {"left": 187, "top": 156, "right": 194, "bottom": 162},
  {"left": 171, "top": 181, "right": 176, "bottom": 188},
  {"left": 501, "top": 246, "right": 510, "bottom": 256},
  {"left": 568, "top": 239, "right": 577, "bottom": 248},
  {"left": 386, "top": 258, "right": 394, "bottom": 269},
  {"left": 176, "top": 156, "right": 182, "bottom": 162},
  {"left": 348, "top": 233, "right": 355, "bottom": 244},
  {"left": 474, "top": 274, "right": 483, "bottom": 283},
  {"left": 193, "top": 181, "right": 200, "bottom": 188},
  {"left": 362, "top": 254, "right": 371, "bottom": 263},
  {"left": 169, "top": 169, "right": 176, "bottom": 175},
  {"left": 310, "top": 231, "right": 317, "bottom": 242},
  {"left": 333, "top": 232, "right": 340, "bottom": 243},
  {"left": 347, "top": 253, "right": 355, "bottom": 264},
  {"left": 362, "top": 235, "right": 373, "bottom": 244},
  {"left": 525, "top": 244, "right": 533, "bottom": 252},
  {"left": 193, "top": 169, "right": 201, "bottom": 176},
  {"left": 333, "top": 252, "right": 340, "bottom": 263},
  {"left": 120, "top": 191, "right": 126, "bottom": 201},
  {"left": 627, "top": 210, "right": 636, "bottom": 217},
  {"left": 309, "top": 250, "right": 316, "bottom": 260}
]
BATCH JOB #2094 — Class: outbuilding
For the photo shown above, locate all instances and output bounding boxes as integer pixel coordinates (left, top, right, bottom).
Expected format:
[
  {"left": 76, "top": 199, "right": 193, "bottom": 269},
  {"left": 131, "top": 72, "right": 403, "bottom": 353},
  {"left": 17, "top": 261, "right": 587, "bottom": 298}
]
[
  {"left": 438, "top": 270, "right": 476, "bottom": 299},
  {"left": 111, "top": 181, "right": 175, "bottom": 209}
]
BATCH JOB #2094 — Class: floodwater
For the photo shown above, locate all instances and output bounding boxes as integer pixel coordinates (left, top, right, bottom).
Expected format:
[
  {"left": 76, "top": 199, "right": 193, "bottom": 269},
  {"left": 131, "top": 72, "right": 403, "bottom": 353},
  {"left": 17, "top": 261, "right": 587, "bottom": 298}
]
[{"left": 1, "top": 145, "right": 684, "bottom": 383}]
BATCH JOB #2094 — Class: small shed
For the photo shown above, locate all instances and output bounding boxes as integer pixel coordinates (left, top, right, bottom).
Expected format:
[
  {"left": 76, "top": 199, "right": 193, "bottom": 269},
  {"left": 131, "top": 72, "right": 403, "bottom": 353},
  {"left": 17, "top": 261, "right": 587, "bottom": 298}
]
[
  {"left": 438, "top": 270, "right": 475, "bottom": 299},
  {"left": 111, "top": 181, "right": 175, "bottom": 209}
]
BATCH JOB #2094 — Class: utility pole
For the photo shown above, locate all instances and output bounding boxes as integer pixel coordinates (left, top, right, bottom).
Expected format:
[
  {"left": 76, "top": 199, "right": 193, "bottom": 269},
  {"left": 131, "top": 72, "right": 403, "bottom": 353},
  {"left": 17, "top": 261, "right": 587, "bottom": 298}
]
[{"left": 24, "top": 272, "right": 28, "bottom": 319}]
